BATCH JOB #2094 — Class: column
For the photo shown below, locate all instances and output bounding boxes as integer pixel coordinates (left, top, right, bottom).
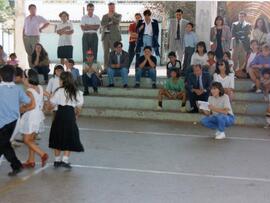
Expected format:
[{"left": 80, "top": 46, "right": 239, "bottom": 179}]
[
  {"left": 15, "top": 0, "right": 27, "bottom": 68},
  {"left": 195, "top": 1, "right": 217, "bottom": 50}
]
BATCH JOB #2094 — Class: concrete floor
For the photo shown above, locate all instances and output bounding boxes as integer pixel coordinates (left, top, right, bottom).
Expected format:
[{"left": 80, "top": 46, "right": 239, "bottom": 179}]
[{"left": 0, "top": 117, "right": 270, "bottom": 203}]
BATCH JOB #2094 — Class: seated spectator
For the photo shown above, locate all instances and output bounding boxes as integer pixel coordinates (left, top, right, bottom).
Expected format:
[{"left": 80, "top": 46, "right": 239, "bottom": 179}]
[
  {"left": 31, "top": 43, "right": 50, "bottom": 84},
  {"left": 246, "top": 40, "right": 260, "bottom": 81},
  {"left": 66, "top": 59, "right": 80, "bottom": 84},
  {"left": 135, "top": 46, "right": 157, "bottom": 89},
  {"left": 7, "top": 53, "right": 19, "bottom": 67},
  {"left": 158, "top": 69, "right": 186, "bottom": 111},
  {"left": 0, "top": 45, "right": 7, "bottom": 67},
  {"left": 261, "top": 68, "right": 270, "bottom": 101},
  {"left": 183, "top": 22, "right": 197, "bottom": 72},
  {"left": 187, "top": 64, "right": 212, "bottom": 113},
  {"left": 82, "top": 50, "right": 102, "bottom": 95},
  {"left": 249, "top": 44, "right": 270, "bottom": 93},
  {"left": 166, "top": 51, "right": 182, "bottom": 78},
  {"left": 213, "top": 60, "right": 234, "bottom": 101},
  {"left": 223, "top": 51, "right": 234, "bottom": 73},
  {"left": 107, "top": 41, "right": 129, "bottom": 88},
  {"left": 206, "top": 51, "right": 216, "bottom": 74},
  {"left": 201, "top": 82, "right": 235, "bottom": 140}
]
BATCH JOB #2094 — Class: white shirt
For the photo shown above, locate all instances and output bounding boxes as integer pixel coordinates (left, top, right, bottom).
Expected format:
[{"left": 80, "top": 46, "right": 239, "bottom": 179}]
[
  {"left": 56, "top": 21, "right": 73, "bottom": 46},
  {"left": 213, "top": 73, "right": 235, "bottom": 89},
  {"left": 143, "top": 19, "right": 153, "bottom": 36},
  {"left": 81, "top": 14, "right": 101, "bottom": 33},
  {"left": 50, "top": 88, "right": 84, "bottom": 108},
  {"left": 208, "top": 94, "right": 233, "bottom": 115},
  {"left": 190, "top": 53, "right": 208, "bottom": 66},
  {"left": 46, "top": 76, "right": 60, "bottom": 94}
]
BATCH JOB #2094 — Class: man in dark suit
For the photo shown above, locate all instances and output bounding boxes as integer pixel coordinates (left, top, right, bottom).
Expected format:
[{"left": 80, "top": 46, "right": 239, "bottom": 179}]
[
  {"left": 107, "top": 41, "right": 129, "bottom": 88},
  {"left": 135, "top": 9, "right": 160, "bottom": 57},
  {"left": 187, "top": 64, "right": 212, "bottom": 113},
  {"left": 231, "top": 11, "right": 252, "bottom": 70}
]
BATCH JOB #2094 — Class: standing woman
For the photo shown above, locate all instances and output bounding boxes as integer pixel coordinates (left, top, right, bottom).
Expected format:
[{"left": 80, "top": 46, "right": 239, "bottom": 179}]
[
  {"left": 201, "top": 82, "right": 235, "bottom": 140},
  {"left": 56, "top": 11, "right": 74, "bottom": 65},
  {"left": 251, "top": 17, "right": 268, "bottom": 47},
  {"left": 210, "top": 16, "right": 232, "bottom": 61},
  {"left": 48, "top": 72, "right": 84, "bottom": 169},
  {"left": 31, "top": 43, "right": 50, "bottom": 84}
]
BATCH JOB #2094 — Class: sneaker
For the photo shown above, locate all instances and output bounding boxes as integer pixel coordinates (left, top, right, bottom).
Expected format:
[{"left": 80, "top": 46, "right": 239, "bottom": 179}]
[
  {"left": 180, "top": 106, "right": 186, "bottom": 112},
  {"left": 152, "top": 84, "right": 157, "bottom": 89},
  {"left": 256, "top": 89, "right": 262, "bottom": 94},
  {"left": 8, "top": 167, "right": 23, "bottom": 177},
  {"left": 107, "top": 84, "right": 115, "bottom": 88},
  {"left": 215, "top": 130, "right": 221, "bottom": 137},
  {"left": 123, "top": 84, "right": 128, "bottom": 88},
  {"left": 53, "top": 161, "right": 62, "bottom": 168},
  {"left": 249, "top": 84, "right": 256, "bottom": 92},
  {"left": 157, "top": 105, "right": 162, "bottom": 110},
  {"left": 134, "top": 84, "right": 140, "bottom": 88},
  {"left": 215, "top": 132, "right": 226, "bottom": 140},
  {"left": 61, "top": 162, "right": 72, "bottom": 169}
]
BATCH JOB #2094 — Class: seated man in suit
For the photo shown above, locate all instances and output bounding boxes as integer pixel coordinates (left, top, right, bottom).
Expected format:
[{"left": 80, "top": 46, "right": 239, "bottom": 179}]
[
  {"left": 107, "top": 41, "right": 129, "bottom": 88},
  {"left": 134, "top": 46, "right": 157, "bottom": 89},
  {"left": 187, "top": 64, "right": 212, "bottom": 113}
]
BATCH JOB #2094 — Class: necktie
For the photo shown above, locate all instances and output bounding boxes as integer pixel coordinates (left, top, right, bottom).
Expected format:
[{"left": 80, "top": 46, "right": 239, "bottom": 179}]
[
  {"left": 176, "top": 20, "right": 180, "bottom": 40},
  {"left": 196, "top": 77, "right": 200, "bottom": 89}
]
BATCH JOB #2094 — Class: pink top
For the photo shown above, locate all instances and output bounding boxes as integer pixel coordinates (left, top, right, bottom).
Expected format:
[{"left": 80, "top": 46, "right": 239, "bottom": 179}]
[
  {"left": 24, "top": 15, "right": 48, "bottom": 36},
  {"left": 7, "top": 60, "right": 19, "bottom": 66}
]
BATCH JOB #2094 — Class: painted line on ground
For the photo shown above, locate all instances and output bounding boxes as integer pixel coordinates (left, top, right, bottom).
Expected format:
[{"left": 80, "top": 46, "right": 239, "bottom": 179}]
[{"left": 45, "top": 126, "right": 270, "bottom": 142}]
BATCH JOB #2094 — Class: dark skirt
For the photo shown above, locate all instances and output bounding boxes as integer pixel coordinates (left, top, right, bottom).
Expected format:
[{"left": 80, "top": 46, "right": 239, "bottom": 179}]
[
  {"left": 57, "top": 45, "right": 73, "bottom": 59},
  {"left": 49, "top": 105, "right": 84, "bottom": 152}
]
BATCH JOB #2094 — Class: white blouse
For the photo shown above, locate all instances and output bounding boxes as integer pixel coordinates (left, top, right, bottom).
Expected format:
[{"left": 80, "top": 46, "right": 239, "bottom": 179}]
[
  {"left": 190, "top": 53, "right": 208, "bottom": 66},
  {"left": 46, "top": 76, "right": 60, "bottom": 94},
  {"left": 56, "top": 21, "right": 73, "bottom": 47},
  {"left": 213, "top": 73, "right": 235, "bottom": 89},
  {"left": 50, "top": 88, "right": 84, "bottom": 107}
]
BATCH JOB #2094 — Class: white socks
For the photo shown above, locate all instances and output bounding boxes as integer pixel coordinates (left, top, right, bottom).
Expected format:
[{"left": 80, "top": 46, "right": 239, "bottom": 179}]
[
  {"left": 62, "top": 156, "right": 69, "bottom": 164},
  {"left": 55, "top": 156, "right": 61, "bottom": 162}
]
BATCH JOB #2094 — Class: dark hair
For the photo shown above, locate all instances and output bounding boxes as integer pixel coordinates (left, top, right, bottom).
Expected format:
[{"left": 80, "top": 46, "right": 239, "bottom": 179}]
[
  {"left": 135, "top": 13, "right": 142, "bottom": 18},
  {"left": 59, "top": 11, "right": 69, "bottom": 20},
  {"left": 170, "top": 68, "right": 180, "bottom": 78},
  {"left": 28, "top": 4, "right": 36, "bottom": 10},
  {"left": 143, "top": 9, "right": 151, "bottom": 16},
  {"left": 87, "top": 3, "right": 94, "bottom": 8},
  {"left": 239, "top": 11, "right": 247, "bottom": 17},
  {"left": 9, "top": 53, "right": 16, "bottom": 58},
  {"left": 0, "top": 65, "right": 15, "bottom": 82},
  {"left": 214, "top": 16, "right": 224, "bottom": 26},
  {"left": 59, "top": 71, "right": 78, "bottom": 102},
  {"left": 250, "top": 39, "right": 259, "bottom": 45},
  {"left": 262, "top": 44, "right": 270, "bottom": 50},
  {"left": 186, "top": 22, "right": 194, "bottom": 28},
  {"left": 67, "top": 59, "right": 75, "bottom": 65},
  {"left": 31, "top": 43, "right": 48, "bottom": 65},
  {"left": 144, "top": 46, "right": 152, "bottom": 51},
  {"left": 168, "top": 51, "right": 176, "bottom": 57},
  {"left": 113, "top": 41, "right": 123, "bottom": 48},
  {"left": 215, "top": 59, "right": 231, "bottom": 75},
  {"left": 25, "top": 69, "right": 39, "bottom": 86},
  {"left": 262, "top": 68, "right": 270, "bottom": 76},
  {"left": 207, "top": 51, "right": 215, "bottom": 56},
  {"left": 254, "top": 17, "right": 268, "bottom": 34},
  {"left": 0, "top": 45, "right": 3, "bottom": 49},
  {"left": 193, "top": 64, "right": 202, "bottom": 70},
  {"left": 15, "top": 67, "right": 23, "bottom": 78},
  {"left": 176, "top": 9, "right": 183, "bottom": 14},
  {"left": 223, "top": 51, "right": 231, "bottom": 59},
  {"left": 108, "top": 2, "right": 115, "bottom": 6},
  {"left": 53, "top": 64, "right": 64, "bottom": 76},
  {"left": 196, "top": 41, "right": 207, "bottom": 54},
  {"left": 211, "top": 82, "right": 225, "bottom": 96}
]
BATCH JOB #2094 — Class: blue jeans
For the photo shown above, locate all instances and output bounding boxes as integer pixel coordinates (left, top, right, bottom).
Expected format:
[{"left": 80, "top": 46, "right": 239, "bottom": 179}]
[
  {"left": 135, "top": 68, "right": 156, "bottom": 84},
  {"left": 140, "top": 35, "right": 153, "bottom": 56},
  {"left": 82, "top": 73, "right": 101, "bottom": 91},
  {"left": 107, "top": 67, "right": 128, "bottom": 85},
  {"left": 201, "top": 114, "right": 235, "bottom": 132}
]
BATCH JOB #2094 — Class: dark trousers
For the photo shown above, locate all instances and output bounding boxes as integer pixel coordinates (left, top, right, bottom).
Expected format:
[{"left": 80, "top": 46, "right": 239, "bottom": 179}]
[
  {"left": 82, "top": 33, "right": 98, "bottom": 62},
  {"left": 0, "top": 120, "right": 22, "bottom": 170},
  {"left": 33, "top": 66, "right": 50, "bottom": 82},
  {"left": 188, "top": 91, "right": 209, "bottom": 111},
  {"left": 128, "top": 42, "right": 139, "bottom": 68},
  {"left": 183, "top": 47, "right": 195, "bottom": 74},
  {"left": 82, "top": 73, "right": 101, "bottom": 92}
]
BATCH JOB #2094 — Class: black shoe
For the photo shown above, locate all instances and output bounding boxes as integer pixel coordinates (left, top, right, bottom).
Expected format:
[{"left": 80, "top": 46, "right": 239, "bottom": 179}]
[
  {"left": 188, "top": 109, "right": 199, "bottom": 113},
  {"left": 93, "top": 89, "right": 98, "bottom": 94},
  {"left": 152, "top": 84, "right": 157, "bottom": 89},
  {"left": 14, "top": 139, "right": 24, "bottom": 143},
  {"left": 107, "top": 84, "right": 115, "bottom": 87},
  {"left": 53, "top": 161, "right": 62, "bottom": 168},
  {"left": 134, "top": 84, "right": 140, "bottom": 88},
  {"left": 61, "top": 162, "right": 72, "bottom": 169},
  {"left": 83, "top": 91, "right": 90, "bottom": 96},
  {"left": 123, "top": 84, "right": 128, "bottom": 88},
  {"left": 8, "top": 167, "right": 23, "bottom": 177}
]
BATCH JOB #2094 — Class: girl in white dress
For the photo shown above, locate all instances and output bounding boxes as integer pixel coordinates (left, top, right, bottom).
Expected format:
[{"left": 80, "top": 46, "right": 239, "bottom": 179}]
[{"left": 20, "top": 69, "right": 48, "bottom": 168}]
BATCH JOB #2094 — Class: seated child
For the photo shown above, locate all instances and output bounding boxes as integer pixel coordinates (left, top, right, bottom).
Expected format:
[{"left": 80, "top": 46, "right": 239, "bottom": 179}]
[
  {"left": 7, "top": 53, "right": 19, "bottom": 67},
  {"left": 166, "top": 51, "right": 182, "bottom": 78},
  {"left": 206, "top": 51, "right": 216, "bottom": 74}
]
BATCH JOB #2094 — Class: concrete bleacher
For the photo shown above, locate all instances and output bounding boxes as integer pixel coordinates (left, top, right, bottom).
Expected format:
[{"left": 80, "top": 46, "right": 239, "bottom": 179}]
[{"left": 79, "top": 76, "right": 267, "bottom": 127}]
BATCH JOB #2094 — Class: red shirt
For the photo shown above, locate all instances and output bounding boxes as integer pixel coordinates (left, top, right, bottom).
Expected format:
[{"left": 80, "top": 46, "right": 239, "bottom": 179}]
[{"left": 129, "top": 22, "right": 137, "bottom": 42}]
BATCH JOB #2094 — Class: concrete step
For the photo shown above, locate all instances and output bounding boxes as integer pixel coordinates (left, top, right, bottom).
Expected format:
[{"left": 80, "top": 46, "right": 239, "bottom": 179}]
[
  {"left": 81, "top": 107, "right": 266, "bottom": 127},
  {"left": 101, "top": 76, "right": 253, "bottom": 91},
  {"left": 83, "top": 96, "right": 268, "bottom": 116},
  {"left": 87, "top": 87, "right": 265, "bottom": 102}
]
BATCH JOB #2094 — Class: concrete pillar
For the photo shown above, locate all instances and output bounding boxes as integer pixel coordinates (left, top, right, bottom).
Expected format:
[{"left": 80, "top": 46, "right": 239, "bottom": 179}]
[
  {"left": 15, "top": 0, "right": 27, "bottom": 69},
  {"left": 195, "top": 1, "right": 217, "bottom": 50}
]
